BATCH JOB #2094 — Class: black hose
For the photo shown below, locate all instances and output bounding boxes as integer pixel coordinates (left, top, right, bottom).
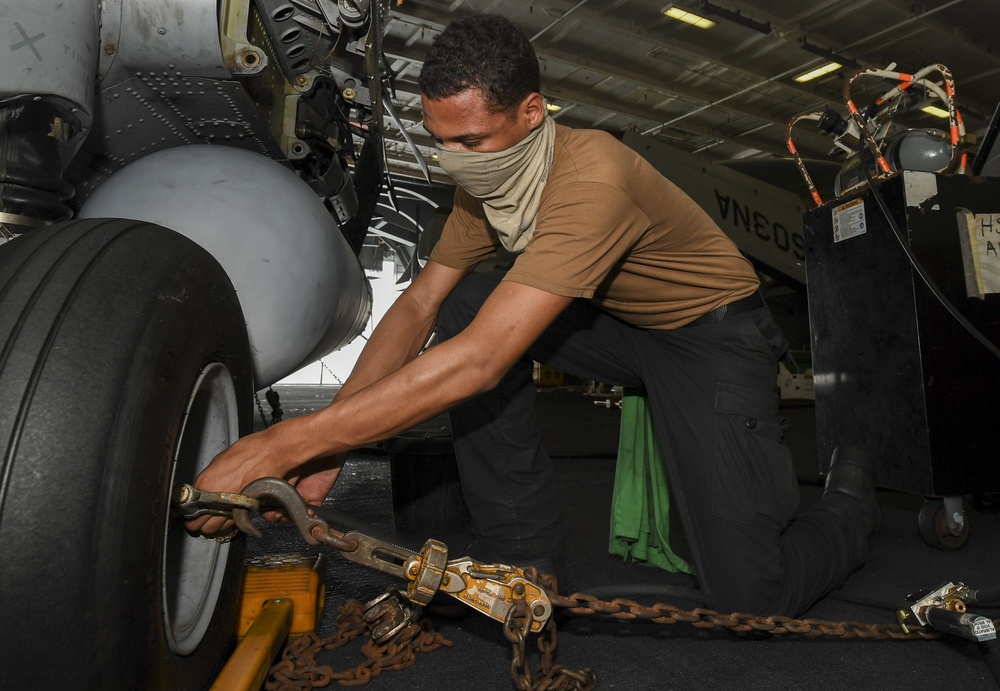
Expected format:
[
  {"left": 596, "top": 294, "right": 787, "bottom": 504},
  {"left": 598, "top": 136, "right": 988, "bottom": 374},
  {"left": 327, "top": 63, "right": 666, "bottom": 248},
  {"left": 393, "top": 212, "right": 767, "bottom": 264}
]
[
  {"left": 925, "top": 609, "right": 1000, "bottom": 688},
  {"left": 967, "top": 586, "right": 1000, "bottom": 607},
  {"left": 861, "top": 163, "right": 1000, "bottom": 360}
]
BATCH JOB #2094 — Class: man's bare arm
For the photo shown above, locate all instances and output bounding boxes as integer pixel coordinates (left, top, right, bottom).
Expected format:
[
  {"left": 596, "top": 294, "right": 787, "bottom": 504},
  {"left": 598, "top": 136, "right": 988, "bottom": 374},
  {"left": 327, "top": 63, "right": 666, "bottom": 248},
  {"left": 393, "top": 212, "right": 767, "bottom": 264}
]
[
  {"left": 338, "top": 259, "right": 470, "bottom": 397},
  {"left": 186, "top": 260, "right": 472, "bottom": 532},
  {"left": 188, "top": 275, "right": 571, "bottom": 532},
  {"left": 294, "top": 279, "right": 573, "bottom": 454}
]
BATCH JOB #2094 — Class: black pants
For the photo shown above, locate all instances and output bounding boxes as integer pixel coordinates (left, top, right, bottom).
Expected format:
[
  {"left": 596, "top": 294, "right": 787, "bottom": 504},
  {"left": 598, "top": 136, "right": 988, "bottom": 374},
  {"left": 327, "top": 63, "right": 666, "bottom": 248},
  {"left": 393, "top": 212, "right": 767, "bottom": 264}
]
[{"left": 436, "top": 271, "right": 871, "bottom": 616}]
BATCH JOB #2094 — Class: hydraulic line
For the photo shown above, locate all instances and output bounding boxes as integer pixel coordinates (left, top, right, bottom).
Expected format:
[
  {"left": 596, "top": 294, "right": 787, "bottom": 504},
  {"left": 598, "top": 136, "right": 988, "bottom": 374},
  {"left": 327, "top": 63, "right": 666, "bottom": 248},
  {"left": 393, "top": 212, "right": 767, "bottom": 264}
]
[
  {"left": 844, "top": 63, "right": 966, "bottom": 179},
  {"left": 785, "top": 111, "right": 825, "bottom": 206},
  {"left": 787, "top": 62, "right": 969, "bottom": 207}
]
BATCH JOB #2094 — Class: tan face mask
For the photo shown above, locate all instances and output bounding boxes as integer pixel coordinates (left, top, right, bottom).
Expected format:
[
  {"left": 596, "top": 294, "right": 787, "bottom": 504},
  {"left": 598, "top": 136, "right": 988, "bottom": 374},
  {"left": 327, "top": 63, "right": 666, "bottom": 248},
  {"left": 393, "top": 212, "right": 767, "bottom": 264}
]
[{"left": 436, "top": 115, "right": 556, "bottom": 253}]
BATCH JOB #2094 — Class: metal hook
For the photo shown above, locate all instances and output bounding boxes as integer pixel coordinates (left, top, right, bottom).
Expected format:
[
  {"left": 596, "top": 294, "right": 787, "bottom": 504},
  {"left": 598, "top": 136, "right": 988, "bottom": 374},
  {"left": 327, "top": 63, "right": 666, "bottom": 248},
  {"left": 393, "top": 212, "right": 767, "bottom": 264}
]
[{"left": 232, "top": 476, "right": 356, "bottom": 551}]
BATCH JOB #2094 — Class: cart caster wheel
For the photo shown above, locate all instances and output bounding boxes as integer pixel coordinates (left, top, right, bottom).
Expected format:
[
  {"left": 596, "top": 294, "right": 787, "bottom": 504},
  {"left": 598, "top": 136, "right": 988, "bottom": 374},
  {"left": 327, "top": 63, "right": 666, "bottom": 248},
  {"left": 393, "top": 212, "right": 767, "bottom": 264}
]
[{"left": 918, "top": 498, "right": 970, "bottom": 551}]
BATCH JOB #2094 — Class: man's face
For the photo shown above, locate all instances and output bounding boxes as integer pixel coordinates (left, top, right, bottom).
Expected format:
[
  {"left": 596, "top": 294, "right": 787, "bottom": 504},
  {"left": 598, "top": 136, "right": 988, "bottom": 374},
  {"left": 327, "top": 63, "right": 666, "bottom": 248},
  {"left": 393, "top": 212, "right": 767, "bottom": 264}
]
[{"left": 421, "top": 88, "right": 545, "bottom": 153}]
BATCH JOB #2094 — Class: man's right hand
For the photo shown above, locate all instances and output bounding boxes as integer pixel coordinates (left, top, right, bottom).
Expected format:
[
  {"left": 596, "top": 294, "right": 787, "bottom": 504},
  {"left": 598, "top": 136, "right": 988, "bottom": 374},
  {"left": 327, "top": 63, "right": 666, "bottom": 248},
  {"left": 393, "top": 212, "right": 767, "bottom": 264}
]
[{"left": 184, "top": 419, "right": 323, "bottom": 535}]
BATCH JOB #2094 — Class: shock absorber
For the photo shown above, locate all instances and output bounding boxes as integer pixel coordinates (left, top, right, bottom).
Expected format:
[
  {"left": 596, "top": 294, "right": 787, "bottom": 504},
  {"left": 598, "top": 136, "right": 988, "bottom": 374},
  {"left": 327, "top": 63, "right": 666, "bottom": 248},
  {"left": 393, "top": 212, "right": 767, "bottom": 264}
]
[
  {"left": 1, "top": 0, "right": 98, "bottom": 237},
  {"left": 0, "top": 95, "right": 81, "bottom": 235},
  {"left": 0, "top": 96, "right": 79, "bottom": 233}
]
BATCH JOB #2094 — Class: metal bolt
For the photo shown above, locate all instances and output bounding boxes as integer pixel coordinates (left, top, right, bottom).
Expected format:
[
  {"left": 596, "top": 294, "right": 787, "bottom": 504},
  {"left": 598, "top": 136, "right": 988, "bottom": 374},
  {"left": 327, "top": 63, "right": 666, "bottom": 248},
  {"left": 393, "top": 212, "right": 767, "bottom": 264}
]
[
  {"left": 343, "top": 87, "right": 356, "bottom": 101},
  {"left": 514, "top": 584, "right": 525, "bottom": 596},
  {"left": 296, "top": 75, "right": 309, "bottom": 87},
  {"left": 533, "top": 604, "right": 546, "bottom": 618},
  {"left": 241, "top": 50, "right": 260, "bottom": 68}
]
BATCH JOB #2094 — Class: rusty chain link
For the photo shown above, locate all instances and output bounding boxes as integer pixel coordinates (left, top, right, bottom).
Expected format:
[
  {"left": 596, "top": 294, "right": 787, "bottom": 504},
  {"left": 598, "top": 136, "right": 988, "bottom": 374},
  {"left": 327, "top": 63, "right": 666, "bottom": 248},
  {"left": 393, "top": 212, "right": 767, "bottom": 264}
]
[
  {"left": 504, "top": 596, "right": 598, "bottom": 690},
  {"left": 518, "top": 567, "right": 949, "bottom": 641},
  {"left": 265, "top": 599, "right": 452, "bottom": 690},
  {"left": 265, "top": 567, "right": 994, "bottom": 690},
  {"left": 546, "top": 591, "right": 943, "bottom": 640}
]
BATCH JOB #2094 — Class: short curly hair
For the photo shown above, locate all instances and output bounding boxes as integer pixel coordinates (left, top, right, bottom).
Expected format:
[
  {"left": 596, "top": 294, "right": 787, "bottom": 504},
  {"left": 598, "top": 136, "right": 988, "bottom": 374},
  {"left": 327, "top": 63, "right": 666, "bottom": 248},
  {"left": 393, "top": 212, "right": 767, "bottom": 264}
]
[{"left": 418, "top": 14, "right": 541, "bottom": 115}]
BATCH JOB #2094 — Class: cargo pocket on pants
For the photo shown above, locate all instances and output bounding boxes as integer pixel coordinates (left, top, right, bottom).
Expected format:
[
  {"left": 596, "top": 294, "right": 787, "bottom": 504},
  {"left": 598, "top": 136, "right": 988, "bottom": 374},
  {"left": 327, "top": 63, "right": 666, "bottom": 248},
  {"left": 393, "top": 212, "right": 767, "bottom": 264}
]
[{"left": 710, "top": 382, "right": 800, "bottom": 525}]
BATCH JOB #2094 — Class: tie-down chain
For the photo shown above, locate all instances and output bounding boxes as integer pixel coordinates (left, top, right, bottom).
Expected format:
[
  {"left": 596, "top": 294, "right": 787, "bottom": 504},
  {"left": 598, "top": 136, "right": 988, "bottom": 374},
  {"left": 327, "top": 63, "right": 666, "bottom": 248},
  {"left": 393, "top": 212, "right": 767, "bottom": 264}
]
[
  {"left": 176, "top": 477, "right": 579, "bottom": 688},
  {"left": 176, "top": 478, "right": 998, "bottom": 689},
  {"left": 206, "top": 476, "right": 553, "bottom": 636}
]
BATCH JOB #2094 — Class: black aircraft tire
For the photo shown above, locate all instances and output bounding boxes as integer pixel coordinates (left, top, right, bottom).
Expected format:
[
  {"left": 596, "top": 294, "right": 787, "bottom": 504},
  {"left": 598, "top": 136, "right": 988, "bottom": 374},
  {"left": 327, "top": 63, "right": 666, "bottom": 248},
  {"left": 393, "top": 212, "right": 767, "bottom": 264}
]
[{"left": 0, "top": 219, "right": 254, "bottom": 689}]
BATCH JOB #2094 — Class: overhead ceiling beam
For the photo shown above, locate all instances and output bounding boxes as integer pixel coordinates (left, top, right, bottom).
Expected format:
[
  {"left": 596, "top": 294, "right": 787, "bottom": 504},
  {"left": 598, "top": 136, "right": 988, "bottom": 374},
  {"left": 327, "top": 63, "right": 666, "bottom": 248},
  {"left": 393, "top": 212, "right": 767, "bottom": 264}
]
[
  {"left": 383, "top": 74, "right": 835, "bottom": 161},
  {"left": 383, "top": 3, "right": 856, "bottom": 162},
  {"left": 540, "top": 83, "right": 818, "bottom": 159},
  {"left": 388, "top": 1, "right": 999, "bottom": 132},
  {"left": 528, "top": 0, "right": 852, "bottom": 106},
  {"left": 392, "top": 0, "right": 841, "bottom": 109},
  {"left": 536, "top": 43, "right": 808, "bottom": 132},
  {"left": 382, "top": 35, "right": 813, "bottom": 145}
]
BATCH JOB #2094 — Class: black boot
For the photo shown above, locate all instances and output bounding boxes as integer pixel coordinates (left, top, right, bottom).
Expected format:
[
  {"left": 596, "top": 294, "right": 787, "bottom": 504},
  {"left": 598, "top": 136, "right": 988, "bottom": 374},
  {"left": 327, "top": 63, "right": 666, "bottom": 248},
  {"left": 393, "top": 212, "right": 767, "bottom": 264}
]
[{"left": 823, "top": 445, "right": 881, "bottom": 550}]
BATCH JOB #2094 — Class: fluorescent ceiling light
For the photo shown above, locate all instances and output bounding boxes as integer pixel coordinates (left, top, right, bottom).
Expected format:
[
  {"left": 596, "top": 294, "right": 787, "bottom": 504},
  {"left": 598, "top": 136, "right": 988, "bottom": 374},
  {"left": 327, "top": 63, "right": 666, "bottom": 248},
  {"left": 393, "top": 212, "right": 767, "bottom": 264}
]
[
  {"left": 921, "top": 105, "right": 950, "bottom": 118},
  {"left": 546, "top": 102, "right": 562, "bottom": 112},
  {"left": 794, "top": 61, "right": 842, "bottom": 83},
  {"left": 663, "top": 6, "right": 716, "bottom": 29}
]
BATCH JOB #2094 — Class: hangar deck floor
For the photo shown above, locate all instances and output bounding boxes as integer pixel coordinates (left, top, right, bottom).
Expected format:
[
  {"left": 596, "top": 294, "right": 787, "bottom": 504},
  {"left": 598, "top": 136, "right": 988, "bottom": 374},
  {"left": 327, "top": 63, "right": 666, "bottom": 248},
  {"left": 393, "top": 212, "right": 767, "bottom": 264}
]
[{"left": 245, "top": 385, "right": 1000, "bottom": 690}]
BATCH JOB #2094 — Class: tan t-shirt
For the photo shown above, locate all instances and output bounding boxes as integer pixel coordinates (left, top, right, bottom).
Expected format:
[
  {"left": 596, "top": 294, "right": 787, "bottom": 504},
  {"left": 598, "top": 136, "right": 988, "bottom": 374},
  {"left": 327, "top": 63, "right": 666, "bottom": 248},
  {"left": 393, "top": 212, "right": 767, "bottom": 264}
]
[{"left": 430, "top": 124, "right": 759, "bottom": 329}]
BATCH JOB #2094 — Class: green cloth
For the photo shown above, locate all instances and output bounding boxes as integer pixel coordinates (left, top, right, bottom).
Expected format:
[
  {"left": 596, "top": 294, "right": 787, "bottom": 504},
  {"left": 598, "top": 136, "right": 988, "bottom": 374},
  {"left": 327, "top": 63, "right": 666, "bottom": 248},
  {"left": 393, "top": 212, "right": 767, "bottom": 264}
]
[{"left": 609, "top": 394, "right": 694, "bottom": 575}]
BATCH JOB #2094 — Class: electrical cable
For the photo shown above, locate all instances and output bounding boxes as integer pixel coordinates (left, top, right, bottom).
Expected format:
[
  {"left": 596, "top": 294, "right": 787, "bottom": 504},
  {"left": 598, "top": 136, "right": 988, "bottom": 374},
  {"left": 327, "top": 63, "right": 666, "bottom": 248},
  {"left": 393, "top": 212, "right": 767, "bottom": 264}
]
[{"left": 861, "top": 162, "right": 1000, "bottom": 360}]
